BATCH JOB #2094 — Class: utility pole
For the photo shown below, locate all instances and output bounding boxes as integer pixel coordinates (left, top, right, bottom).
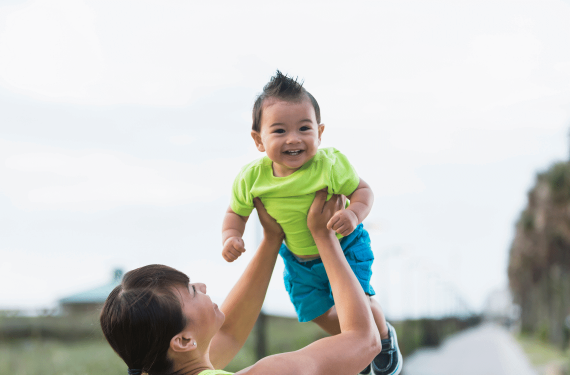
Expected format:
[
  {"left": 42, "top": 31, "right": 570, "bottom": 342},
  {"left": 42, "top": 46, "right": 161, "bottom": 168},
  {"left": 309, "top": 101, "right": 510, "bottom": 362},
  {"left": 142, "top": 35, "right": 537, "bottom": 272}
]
[
  {"left": 253, "top": 214, "right": 267, "bottom": 360},
  {"left": 255, "top": 309, "right": 267, "bottom": 360}
]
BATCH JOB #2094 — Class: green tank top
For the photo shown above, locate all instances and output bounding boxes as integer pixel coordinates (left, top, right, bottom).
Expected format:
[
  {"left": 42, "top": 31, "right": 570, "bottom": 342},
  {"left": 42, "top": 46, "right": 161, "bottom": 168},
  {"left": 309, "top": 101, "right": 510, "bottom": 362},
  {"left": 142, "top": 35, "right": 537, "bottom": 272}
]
[{"left": 197, "top": 370, "right": 233, "bottom": 375}]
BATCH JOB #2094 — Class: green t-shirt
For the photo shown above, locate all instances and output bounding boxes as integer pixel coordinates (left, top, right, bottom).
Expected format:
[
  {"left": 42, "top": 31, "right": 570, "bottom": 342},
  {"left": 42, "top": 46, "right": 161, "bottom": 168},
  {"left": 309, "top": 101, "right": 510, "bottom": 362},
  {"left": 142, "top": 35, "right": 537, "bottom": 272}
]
[
  {"left": 197, "top": 370, "right": 233, "bottom": 375},
  {"left": 231, "top": 147, "right": 360, "bottom": 255}
]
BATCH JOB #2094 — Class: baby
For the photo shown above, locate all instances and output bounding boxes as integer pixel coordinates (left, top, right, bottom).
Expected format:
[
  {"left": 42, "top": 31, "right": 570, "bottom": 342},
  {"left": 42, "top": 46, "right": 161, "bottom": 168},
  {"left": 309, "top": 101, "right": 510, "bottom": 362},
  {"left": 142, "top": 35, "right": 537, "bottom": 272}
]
[{"left": 221, "top": 71, "right": 402, "bottom": 375}]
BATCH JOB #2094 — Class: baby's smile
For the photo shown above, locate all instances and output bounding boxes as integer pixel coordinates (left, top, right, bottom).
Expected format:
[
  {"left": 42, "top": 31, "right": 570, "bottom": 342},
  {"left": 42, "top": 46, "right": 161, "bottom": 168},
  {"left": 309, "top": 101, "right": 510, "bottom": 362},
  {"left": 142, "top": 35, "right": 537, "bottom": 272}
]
[{"left": 284, "top": 150, "right": 303, "bottom": 156}]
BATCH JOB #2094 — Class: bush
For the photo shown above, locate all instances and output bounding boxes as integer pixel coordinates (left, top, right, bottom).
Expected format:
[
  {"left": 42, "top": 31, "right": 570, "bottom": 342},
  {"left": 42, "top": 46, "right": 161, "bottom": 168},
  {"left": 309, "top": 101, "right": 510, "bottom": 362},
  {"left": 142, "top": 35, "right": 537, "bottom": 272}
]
[{"left": 545, "top": 162, "right": 570, "bottom": 202}]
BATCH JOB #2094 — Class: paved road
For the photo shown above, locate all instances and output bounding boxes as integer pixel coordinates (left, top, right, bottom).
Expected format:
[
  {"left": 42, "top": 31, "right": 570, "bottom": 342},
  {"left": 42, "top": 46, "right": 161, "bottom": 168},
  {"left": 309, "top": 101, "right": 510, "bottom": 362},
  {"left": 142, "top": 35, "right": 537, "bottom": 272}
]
[{"left": 403, "top": 323, "right": 537, "bottom": 375}]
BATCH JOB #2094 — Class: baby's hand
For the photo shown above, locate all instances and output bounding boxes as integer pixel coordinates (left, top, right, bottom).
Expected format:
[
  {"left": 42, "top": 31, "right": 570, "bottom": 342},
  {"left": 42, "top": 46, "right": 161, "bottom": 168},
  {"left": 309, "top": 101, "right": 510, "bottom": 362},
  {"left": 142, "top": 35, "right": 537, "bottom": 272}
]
[
  {"left": 326, "top": 208, "right": 358, "bottom": 237},
  {"left": 222, "top": 236, "right": 246, "bottom": 262}
]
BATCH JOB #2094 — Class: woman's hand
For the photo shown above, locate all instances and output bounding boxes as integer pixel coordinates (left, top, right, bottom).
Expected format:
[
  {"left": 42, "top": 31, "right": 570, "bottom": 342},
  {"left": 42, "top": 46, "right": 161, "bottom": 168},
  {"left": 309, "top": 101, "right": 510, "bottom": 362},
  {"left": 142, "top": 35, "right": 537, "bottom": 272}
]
[
  {"left": 307, "top": 189, "right": 345, "bottom": 238},
  {"left": 254, "top": 198, "right": 284, "bottom": 241}
]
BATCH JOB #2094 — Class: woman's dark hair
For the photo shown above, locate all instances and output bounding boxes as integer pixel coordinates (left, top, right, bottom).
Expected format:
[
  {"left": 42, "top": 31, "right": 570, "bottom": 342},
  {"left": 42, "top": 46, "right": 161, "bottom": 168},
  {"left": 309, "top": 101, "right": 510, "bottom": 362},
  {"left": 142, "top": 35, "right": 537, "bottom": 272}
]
[
  {"left": 100, "top": 264, "right": 190, "bottom": 375},
  {"left": 252, "top": 70, "right": 321, "bottom": 132}
]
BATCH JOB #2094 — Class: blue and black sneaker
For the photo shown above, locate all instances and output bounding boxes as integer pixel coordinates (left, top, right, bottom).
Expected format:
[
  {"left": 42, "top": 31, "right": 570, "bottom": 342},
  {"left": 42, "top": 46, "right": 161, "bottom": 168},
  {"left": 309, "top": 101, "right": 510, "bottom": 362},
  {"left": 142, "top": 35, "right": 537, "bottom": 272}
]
[
  {"left": 359, "top": 322, "right": 402, "bottom": 375},
  {"left": 371, "top": 322, "right": 402, "bottom": 375}
]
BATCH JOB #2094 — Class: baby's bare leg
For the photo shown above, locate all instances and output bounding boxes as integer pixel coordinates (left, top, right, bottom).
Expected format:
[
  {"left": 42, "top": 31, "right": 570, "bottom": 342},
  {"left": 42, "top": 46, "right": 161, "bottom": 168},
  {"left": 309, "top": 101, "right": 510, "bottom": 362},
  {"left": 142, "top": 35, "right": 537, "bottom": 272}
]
[
  {"left": 369, "top": 297, "right": 389, "bottom": 340},
  {"left": 313, "top": 296, "right": 389, "bottom": 339},
  {"left": 312, "top": 306, "right": 340, "bottom": 335}
]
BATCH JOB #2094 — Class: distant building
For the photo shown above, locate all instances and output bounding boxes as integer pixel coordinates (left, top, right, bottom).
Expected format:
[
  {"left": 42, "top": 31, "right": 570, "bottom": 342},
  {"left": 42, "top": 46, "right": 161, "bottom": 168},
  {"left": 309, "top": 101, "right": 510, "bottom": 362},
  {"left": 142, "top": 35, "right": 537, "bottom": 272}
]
[{"left": 59, "top": 269, "right": 122, "bottom": 315}]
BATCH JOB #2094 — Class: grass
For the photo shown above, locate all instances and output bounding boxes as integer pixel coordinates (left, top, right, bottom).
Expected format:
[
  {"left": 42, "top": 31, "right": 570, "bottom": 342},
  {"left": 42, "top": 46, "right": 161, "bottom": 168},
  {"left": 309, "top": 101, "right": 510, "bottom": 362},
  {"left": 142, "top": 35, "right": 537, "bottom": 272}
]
[
  {"left": 0, "top": 339, "right": 125, "bottom": 375},
  {"left": 0, "top": 314, "right": 479, "bottom": 373},
  {"left": 516, "top": 333, "right": 570, "bottom": 370},
  {"left": 226, "top": 315, "right": 328, "bottom": 372},
  {"left": 0, "top": 315, "right": 327, "bottom": 374}
]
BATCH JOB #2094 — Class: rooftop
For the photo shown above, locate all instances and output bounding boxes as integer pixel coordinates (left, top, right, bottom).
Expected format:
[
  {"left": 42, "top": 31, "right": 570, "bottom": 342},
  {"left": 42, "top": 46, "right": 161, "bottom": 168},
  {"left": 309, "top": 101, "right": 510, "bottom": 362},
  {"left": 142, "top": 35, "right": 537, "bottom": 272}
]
[{"left": 59, "top": 269, "right": 122, "bottom": 305}]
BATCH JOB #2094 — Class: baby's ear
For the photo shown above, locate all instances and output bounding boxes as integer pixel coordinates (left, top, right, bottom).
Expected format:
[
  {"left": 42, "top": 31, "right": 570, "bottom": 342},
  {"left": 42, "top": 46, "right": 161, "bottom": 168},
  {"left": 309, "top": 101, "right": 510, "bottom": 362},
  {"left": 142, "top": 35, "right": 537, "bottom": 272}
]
[
  {"left": 251, "top": 131, "right": 265, "bottom": 152},
  {"left": 318, "top": 124, "right": 325, "bottom": 143}
]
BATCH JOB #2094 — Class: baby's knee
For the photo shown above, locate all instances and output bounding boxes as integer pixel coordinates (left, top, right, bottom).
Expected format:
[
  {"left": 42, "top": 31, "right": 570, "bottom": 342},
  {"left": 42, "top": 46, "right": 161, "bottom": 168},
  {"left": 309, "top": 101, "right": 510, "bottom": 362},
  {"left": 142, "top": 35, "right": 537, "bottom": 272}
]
[
  {"left": 313, "top": 307, "right": 334, "bottom": 323},
  {"left": 312, "top": 307, "right": 341, "bottom": 335}
]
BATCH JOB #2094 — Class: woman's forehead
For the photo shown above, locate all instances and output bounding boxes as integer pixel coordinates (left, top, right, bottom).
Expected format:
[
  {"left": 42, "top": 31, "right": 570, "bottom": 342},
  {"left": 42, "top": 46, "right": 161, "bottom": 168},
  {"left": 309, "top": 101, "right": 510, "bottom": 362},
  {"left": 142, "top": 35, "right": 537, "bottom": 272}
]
[{"left": 171, "top": 283, "right": 191, "bottom": 304}]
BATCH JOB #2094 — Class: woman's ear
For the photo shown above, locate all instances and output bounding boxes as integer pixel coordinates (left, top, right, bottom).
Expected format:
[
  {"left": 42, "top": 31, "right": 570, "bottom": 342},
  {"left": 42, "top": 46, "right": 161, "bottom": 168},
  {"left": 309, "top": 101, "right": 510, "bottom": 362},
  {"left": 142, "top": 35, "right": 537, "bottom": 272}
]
[
  {"left": 170, "top": 332, "right": 198, "bottom": 353},
  {"left": 251, "top": 131, "right": 265, "bottom": 152}
]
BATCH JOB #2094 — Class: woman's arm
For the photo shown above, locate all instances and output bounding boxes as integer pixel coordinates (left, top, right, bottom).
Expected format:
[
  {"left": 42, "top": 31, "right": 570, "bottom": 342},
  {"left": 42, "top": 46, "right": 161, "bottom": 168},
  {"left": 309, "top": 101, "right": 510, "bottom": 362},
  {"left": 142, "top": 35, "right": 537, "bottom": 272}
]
[
  {"left": 238, "top": 190, "right": 381, "bottom": 375},
  {"left": 210, "top": 199, "right": 284, "bottom": 368}
]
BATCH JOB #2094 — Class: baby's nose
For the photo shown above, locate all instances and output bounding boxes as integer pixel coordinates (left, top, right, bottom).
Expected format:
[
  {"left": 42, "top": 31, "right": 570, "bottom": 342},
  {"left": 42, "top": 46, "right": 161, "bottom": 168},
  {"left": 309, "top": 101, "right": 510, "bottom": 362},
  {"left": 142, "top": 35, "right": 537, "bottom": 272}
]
[{"left": 286, "top": 133, "right": 301, "bottom": 143}]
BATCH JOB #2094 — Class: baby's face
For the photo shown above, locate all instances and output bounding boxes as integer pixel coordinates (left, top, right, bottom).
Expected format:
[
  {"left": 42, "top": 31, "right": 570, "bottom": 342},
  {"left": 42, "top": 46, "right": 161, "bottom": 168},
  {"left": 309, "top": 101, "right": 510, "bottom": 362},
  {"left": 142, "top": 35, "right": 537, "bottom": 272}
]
[{"left": 252, "top": 98, "right": 324, "bottom": 177}]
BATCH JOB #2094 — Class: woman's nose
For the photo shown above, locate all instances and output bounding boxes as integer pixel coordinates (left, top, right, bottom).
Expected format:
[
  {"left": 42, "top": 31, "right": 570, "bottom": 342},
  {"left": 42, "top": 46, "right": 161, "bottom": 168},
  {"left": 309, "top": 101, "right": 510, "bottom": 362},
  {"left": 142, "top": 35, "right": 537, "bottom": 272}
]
[{"left": 197, "top": 283, "right": 207, "bottom": 294}]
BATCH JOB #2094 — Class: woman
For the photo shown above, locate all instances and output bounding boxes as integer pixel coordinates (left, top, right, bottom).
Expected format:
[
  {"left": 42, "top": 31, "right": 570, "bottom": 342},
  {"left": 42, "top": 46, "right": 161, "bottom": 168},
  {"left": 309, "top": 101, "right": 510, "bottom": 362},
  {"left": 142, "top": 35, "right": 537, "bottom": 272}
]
[{"left": 100, "top": 191, "right": 381, "bottom": 375}]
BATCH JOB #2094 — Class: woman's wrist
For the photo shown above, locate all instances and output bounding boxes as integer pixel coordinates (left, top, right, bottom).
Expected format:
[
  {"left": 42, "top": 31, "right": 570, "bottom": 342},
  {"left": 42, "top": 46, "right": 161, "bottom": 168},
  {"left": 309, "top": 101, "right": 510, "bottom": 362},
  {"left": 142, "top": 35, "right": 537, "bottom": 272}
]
[
  {"left": 263, "top": 230, "right": 284, "bottom": 243},
  {"left": 310, "top": 229, "right": 336, "bottom": 241}
]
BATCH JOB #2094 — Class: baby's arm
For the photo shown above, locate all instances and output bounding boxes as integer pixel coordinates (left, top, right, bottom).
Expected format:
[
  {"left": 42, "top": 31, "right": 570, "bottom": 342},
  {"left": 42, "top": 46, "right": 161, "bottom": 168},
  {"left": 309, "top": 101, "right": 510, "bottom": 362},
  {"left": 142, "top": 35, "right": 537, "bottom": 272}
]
[
  {"left": 327, "top": 178, "right": 373, "bottom": 236},
  {"left": 222, "top": 206, "right": 249, "bottom": 262}
]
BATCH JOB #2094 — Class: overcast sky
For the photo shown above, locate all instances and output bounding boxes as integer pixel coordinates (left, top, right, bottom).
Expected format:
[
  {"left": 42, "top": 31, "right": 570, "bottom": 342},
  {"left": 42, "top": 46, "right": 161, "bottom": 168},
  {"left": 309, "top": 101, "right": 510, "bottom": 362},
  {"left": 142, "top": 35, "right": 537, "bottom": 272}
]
[{"left": 1, "top": 0, "right": 569, "bottom": 319}]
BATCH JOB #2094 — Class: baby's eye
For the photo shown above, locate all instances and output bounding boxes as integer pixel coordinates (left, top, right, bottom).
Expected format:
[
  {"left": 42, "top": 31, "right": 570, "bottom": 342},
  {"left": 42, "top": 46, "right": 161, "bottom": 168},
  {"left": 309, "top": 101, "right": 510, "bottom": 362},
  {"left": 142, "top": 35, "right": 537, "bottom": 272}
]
[
  {"left": 273, "top": 129, "right": 285, "bottom": 134},
  {"left": 300, "top": 126, "right": 311, "bottom": 131}
]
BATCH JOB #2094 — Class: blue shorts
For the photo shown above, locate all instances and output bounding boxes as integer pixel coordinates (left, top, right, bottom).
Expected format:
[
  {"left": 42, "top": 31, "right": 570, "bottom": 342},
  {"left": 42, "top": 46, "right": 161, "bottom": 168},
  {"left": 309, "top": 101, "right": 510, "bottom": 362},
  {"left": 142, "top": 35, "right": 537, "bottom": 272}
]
[{"left": 280, "top": 223, "right": 375, "bottom": 322}]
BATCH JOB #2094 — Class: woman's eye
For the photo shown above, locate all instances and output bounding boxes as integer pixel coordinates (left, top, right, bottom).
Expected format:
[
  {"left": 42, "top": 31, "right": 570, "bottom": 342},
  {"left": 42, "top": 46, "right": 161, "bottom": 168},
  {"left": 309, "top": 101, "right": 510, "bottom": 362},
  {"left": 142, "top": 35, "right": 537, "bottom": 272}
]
[{"left": 192, "top": 285, "right": 196, "bottom": 295}]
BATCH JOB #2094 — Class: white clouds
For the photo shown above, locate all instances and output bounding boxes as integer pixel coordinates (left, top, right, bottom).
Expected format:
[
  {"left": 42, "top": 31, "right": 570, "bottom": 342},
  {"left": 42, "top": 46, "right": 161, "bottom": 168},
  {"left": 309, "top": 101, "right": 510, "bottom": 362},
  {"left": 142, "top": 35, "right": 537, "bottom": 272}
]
[
  {"left": 169, "top": 135, "right": 195, "bottom": 145},
  {"left": 469, "top": 32, "right": 540, "bottom": 81},
  {"left": 0, "top": 139, "right": 248, "bottom": 211},
  {"left": 0, "top": 244, "right": 113, "bottom": 309},
  {"left": 450, "top": 31, "right": 549, "bottom": 111},
  {"left": 376, "top": 29, "right": 548, "bottom": 114},
  {"left": 0, "top": 0, "right": 104, "bottom": 100},
  {"left": 554, "top": 61, "right": 570, "bottom": 77},
  {"left": 0, "top": 0, "right": 245, "bottom": 105},
  {"left": 1, "top": 0, "right": 569, "bottom": 113},
  {"left": 11, "top": 152, "right": 205, "bottom": 207},
  {"left": 0, "top": 0, "right": 569, "bottom": 315}
]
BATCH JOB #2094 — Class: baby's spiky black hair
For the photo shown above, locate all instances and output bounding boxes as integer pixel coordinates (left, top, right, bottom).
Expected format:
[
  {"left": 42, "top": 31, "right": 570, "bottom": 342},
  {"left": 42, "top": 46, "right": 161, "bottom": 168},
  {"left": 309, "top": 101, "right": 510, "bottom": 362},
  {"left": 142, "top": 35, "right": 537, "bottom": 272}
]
[{"left": 252, "top": 70, "right": 320, "bottom": 132}]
